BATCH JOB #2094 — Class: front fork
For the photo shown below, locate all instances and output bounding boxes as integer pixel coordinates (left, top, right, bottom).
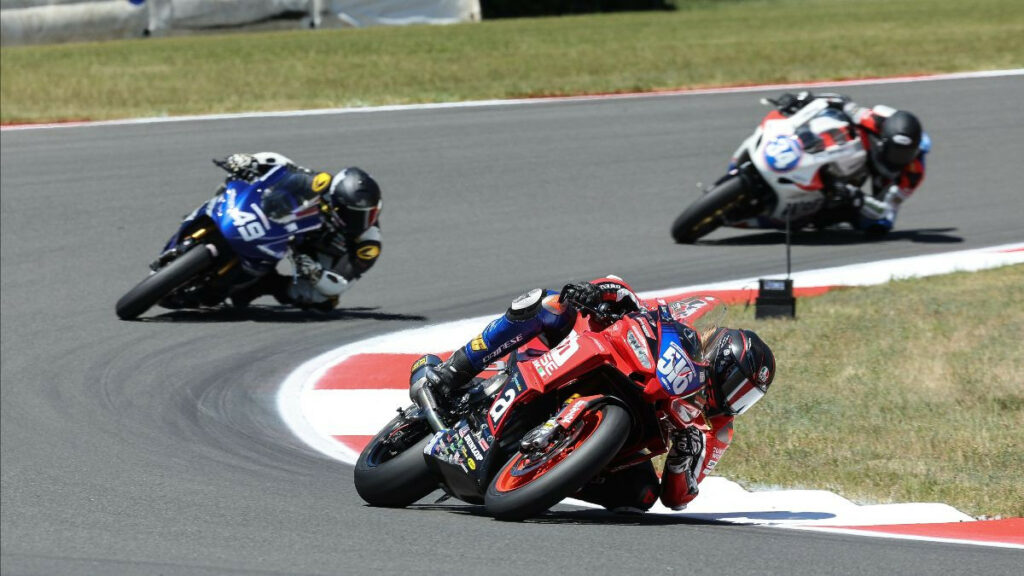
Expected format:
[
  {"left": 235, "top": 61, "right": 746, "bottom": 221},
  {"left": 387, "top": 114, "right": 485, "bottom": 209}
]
[
  {"left": 731, "top": 162, "right": 774, "bottom": 222},
  {"left": 151, "top": 228, "right": 215, "bottom": 271},
  {"left": 518, "top": 394, "right": 605, "bottom": 454}
]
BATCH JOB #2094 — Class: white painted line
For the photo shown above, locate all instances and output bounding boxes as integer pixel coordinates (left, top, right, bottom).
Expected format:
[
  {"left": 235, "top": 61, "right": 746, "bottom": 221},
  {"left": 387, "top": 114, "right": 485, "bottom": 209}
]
[{"left": 4, "top": 69, "right": 1022, "bottom": 132}]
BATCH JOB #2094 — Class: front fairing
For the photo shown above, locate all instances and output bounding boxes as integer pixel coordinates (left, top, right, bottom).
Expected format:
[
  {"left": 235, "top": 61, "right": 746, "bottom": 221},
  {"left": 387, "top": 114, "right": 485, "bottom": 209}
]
[
  {"left": 663, "top": 295, "right": 727, "bottom": 356},
  {"left": 643, "top": 296, "right": 727, "bottom": 401}
]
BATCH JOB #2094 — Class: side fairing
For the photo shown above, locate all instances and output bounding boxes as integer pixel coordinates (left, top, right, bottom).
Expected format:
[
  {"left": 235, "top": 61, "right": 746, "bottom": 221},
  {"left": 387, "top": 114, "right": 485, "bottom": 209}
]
[
  {"left": 518, "top": 329, "right": 614, "bottom": 396},
  {"left": 486, "top": 364, "right": 531, "bottom": 435}
]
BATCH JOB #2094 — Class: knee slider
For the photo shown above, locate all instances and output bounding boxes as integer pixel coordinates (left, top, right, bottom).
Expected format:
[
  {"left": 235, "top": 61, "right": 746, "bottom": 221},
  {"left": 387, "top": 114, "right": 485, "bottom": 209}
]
[
  {"left": 506, "top": 288, "right": 544, "bottom": 321},
  {"left": 314, "top": 271, "right": 350, "bottom": 297}
]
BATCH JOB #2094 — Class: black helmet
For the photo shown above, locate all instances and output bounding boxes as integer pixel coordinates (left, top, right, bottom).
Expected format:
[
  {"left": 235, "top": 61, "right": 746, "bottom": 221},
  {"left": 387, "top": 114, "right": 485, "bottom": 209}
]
[
  {"left": 709, "top": 329, "right": 775, "bottom": 415},
  {"left": 874, "top": 111, "right": 923, "bottom": 175},
  {"left": 326, "top": 167, "right": 381, "bottom": 231}
]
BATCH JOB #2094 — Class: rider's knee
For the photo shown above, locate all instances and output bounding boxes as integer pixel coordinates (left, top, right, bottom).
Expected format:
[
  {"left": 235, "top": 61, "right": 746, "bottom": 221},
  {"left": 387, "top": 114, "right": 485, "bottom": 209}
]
[{"left": 505, "top": 288, "right": 544, "bottom": 321}]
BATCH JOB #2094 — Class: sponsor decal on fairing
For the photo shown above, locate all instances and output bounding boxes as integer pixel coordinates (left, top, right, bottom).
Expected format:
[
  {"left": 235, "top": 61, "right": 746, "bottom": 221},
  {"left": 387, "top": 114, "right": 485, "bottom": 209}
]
[
  {"left": 764, "top": 134, "right": 803, "bottom": 173},
  {"left": 657, "top": 341, "right": 700, "bottom": 396},
  {"left": 532, "top": 330, "right": 581, "bottom": 378},
  {"left": 627, "top": 327, "right": 653, "bottom": 369}
]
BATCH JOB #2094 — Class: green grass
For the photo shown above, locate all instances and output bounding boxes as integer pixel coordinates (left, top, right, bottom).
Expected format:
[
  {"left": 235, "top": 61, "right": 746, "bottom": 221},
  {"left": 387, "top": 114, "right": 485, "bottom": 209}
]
[
  {"left": 2, "top": 0, "right": 1022, "bottom": 122},
  {"left": 710, "top": 264, "right": 1024, "bottom": 518}
]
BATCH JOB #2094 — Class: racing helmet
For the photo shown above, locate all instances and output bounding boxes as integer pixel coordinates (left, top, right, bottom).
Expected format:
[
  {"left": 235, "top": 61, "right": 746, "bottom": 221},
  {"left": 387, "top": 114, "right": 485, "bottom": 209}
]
[
  {"left": 874, "top": 111, "right": 923, "bottom": 175},
  {"left": 709, "top": 329, "right": 775, "bottom": 415},
  {"left": 325, "top": 167, "right": 381, "bottom": 231}
]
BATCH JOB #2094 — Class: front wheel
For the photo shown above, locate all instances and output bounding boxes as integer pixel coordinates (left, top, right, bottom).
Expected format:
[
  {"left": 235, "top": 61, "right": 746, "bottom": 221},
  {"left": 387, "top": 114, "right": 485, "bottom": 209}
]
[
  {"left": 671, "top": 175, "right": 755, "bottom": 243},
  {"left": 354, "top": 410, "right": 436, "bottom": 507},
  {"left": 484, "top": 404, "right": 630, "bottom": 521},
  {"left": 115, "top": 244, "right": 216, "bottom": 320}
]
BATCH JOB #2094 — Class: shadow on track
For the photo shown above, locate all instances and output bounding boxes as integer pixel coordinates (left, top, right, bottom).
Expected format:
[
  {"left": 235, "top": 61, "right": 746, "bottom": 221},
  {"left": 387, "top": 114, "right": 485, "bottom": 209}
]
[
  {"left": 696, "top": 227, "right": 963, "bottom": 247},
  {"left": 135, "top": 305, "right": 428, "bottom": 323},
  {"left": 402, "top": 503, "right": 717, "bottom": 526}
]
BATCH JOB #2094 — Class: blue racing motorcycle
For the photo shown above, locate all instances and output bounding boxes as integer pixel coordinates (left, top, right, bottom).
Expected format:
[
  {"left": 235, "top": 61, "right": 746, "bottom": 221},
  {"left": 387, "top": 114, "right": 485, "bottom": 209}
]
[{"left": 115, "top": 161, "right": 326, "bottom": 319}]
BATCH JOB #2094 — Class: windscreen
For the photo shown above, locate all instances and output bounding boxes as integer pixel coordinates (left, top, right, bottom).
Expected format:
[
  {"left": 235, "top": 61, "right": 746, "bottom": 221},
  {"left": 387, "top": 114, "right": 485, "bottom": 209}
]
[
  {"left": 261, "top": 170, "right": 321, "bottom": 222},
  {"left": 666, "top": 296, "right": 728, "bottom": 363},
  {"left": 795, "top": 107, "right": 853, "bottom": 155}
]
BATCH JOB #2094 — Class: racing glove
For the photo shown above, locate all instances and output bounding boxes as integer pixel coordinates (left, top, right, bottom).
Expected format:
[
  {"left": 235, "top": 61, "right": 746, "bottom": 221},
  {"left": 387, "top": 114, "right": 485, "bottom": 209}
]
[
  {"left": 776, "top": 91, "right": 815, "bottom": 115},
  {"left": 666, "top": 425, "right": 705, "bottom": 497},
  {"left": 293, "top": 253, "right": 323, "bottom": 282},
  {"left": 559, "top": 281, "right": 602, "bottom": 312},
  {"left": 858, "top": 192, "right": 897, "bottom": 235},
  {"left": 776, "top": 91, "right": 848, "bottom": 115},
  {"left": 292, "top": 253, "right": 350, "bottom": 298},
  {"left": 223, "top": 153, "right": 258, "bottom": 178}
]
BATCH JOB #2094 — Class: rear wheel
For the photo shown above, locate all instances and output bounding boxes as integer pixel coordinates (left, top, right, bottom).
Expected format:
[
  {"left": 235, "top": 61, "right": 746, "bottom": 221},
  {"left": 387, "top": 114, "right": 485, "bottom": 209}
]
[
  {"left": 484, "top": 404, "right": 629, "bottom": 521},
  {"left": 354, "top": 410, "right": 436, "bottom": 507},
  {"left": 115, "top": 245, "right": 216, "bottom": 320},
  {"left": 671, "top": 176, "right": 754, "bottom": 243}
]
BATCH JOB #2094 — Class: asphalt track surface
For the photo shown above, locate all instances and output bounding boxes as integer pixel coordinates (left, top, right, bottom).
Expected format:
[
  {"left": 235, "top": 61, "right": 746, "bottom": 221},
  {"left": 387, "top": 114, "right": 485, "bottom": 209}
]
[{"left": 3, "top": 74, "right": 1023, "bottom": 576}]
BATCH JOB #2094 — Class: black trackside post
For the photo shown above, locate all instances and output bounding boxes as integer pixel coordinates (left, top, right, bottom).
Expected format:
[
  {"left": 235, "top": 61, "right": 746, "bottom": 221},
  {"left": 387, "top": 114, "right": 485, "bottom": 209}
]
[
  {"left": 755, "top": 212, "right": 796, "bottom": 319},
  {"left": 786, "top": 213, "right": 792, "bottom": 278}
]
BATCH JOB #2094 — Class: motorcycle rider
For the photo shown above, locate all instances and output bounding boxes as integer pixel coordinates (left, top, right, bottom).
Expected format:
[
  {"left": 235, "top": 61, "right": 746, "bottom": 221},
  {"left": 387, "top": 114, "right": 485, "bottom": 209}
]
[
  {"left": 415, "top": 276, "right": 775, "bottom": 512},
  {"left": 219, "top": 152, "right": 382, "bottom": 311},
  {"left": 768, "top": 91, "right": 929, "bottom": 235}
]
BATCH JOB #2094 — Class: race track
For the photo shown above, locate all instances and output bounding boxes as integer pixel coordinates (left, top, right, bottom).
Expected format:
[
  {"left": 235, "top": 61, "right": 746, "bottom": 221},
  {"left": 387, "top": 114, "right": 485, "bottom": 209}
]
[{"left": 2, "top": 74, "right": 1023, "bottom": 575}]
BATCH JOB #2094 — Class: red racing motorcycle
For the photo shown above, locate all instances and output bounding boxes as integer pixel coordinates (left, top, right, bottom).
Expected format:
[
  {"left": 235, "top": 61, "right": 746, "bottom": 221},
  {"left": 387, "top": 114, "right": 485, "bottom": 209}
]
[{"left": 353, "top": 295, "right": 727, "bottom": 520}]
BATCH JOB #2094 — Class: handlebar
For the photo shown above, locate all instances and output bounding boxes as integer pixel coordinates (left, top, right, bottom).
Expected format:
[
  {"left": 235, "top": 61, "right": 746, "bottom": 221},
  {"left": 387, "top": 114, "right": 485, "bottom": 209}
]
[{"left": 566, "top": 300, "right": 623, "bottom": 323}]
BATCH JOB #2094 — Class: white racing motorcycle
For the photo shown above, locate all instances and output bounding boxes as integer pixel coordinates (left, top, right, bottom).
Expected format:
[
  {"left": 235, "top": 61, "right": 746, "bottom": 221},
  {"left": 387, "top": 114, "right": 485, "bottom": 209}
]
[{"left": 671, "top": 96, "right": 881, "bottom": 243}]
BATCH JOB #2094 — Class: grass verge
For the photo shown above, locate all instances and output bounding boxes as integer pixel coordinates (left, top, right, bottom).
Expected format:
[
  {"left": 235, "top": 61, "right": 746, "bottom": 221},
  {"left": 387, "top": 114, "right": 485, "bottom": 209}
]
[
  {"left": 2, "top": 0, "right": 1022, "bottom": 123},
  {"left": 710, "top": 264, "right": 1024, "bottom": 518}
]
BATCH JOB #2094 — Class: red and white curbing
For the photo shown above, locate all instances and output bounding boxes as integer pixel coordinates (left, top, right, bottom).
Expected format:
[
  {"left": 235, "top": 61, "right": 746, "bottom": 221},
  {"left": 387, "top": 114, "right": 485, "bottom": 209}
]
[{"left": 277, "top": 242, "right": 1024, "bottom": 547}]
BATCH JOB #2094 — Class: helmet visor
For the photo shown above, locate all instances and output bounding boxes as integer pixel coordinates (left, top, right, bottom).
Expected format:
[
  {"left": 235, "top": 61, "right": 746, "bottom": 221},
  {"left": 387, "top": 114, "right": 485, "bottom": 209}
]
[
  {"left": 882, "top": 140, "right": 918, "bottom": 170},
  {"left": 338, "top": 199, "right": 381, "bottom": 230},
  {"left": 719, "top": 369, "right": 767, "bottom": 415}
]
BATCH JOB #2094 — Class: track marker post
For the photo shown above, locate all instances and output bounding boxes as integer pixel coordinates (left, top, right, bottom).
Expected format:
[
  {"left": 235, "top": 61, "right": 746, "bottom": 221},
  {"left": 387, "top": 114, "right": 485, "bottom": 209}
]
[{"left": 755, "top": 214, "right": 796, "bottom": 318}]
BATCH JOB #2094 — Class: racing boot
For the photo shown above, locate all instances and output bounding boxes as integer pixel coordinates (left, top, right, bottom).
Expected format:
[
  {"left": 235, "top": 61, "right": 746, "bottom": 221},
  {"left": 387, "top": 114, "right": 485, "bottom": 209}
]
[
  {"left": 665, "top": 425, "right": 705, "bottom": 500},
  {"left": 230, "top": 275, "right": 289, "bottom": 308},
  {"left": 410, "top": 348, "right": 477, "bottom": 416},
  {"left": 425, "top": 348, "right": 477, "bottom": 410}
]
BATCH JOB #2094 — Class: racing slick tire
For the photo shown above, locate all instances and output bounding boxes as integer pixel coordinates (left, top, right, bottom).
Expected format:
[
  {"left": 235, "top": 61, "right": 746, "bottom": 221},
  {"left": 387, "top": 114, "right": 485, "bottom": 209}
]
[
  {"left": 671, "top": 175, "right": 751, "bottom": 243},
  {"left": 115, "top": 244, "right": 216, "bottom": 320},
  {"left": 354, "top": 411, "right": 436, "bottom": 508},
  {"left": 484, "top": 403, "right": 629, "bottom": 521}
]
